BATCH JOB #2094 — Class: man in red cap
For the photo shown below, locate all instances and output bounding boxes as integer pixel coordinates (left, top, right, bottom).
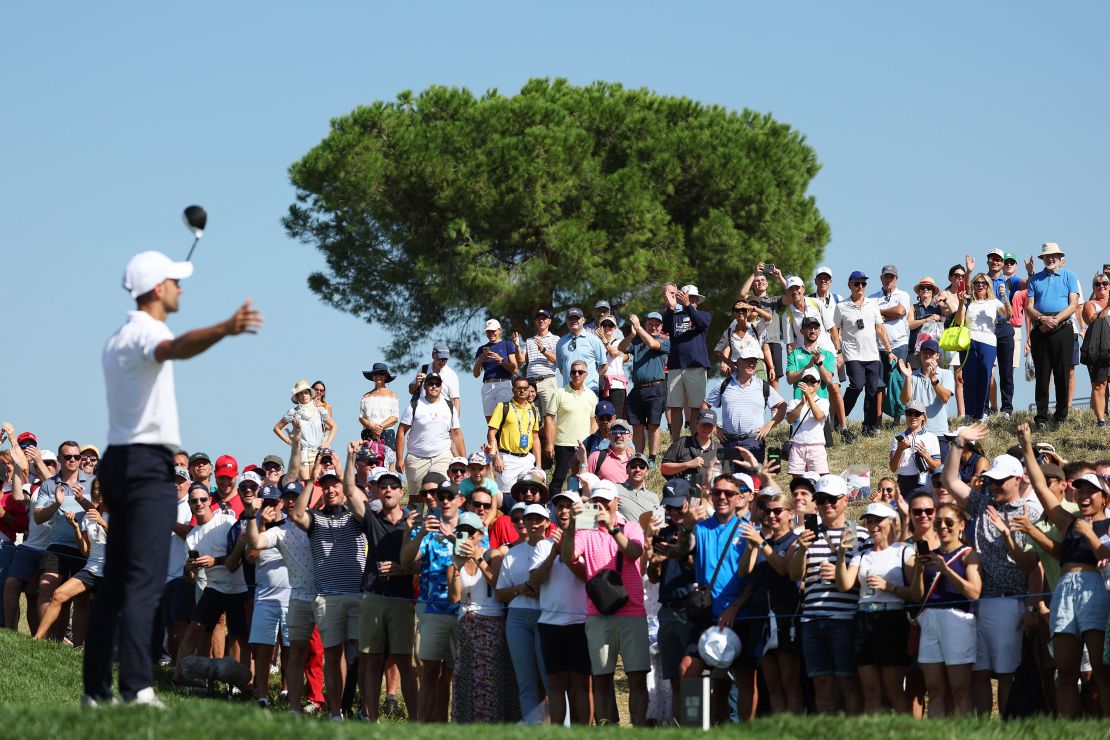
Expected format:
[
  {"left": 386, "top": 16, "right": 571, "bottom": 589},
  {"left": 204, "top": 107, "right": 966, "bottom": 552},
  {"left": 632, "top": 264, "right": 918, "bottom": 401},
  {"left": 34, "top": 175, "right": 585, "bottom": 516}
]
[{"left": 212, "top": 455, "right": 244, "bottom": 517}]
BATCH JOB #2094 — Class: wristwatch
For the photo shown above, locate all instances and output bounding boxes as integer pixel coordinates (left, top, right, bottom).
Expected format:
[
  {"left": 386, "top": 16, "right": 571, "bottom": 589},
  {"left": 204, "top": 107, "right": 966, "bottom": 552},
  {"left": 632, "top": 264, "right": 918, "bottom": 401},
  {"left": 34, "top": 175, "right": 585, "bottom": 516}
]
[{"left": 610, "top": 524, "right": 625, "bottom": 537}]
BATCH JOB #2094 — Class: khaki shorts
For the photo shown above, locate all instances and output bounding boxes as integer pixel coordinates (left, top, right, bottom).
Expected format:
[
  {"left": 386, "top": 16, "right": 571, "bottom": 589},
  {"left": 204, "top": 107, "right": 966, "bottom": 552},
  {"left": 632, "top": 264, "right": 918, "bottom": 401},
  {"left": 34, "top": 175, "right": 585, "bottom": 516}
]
[
  {"left": 585, "top": 615, "right": 651, "bottom": 675},
  {"left": 417, "top": 611, "right": 458, "bottom": 663},
  {"left": 287, "top": 598, "right": 317, "bottom": 642},
  {"left": 359, "top": 593, "right": 416, "bottom": 655},
  {"left": 532, "top": 376, "right": 558, "bottom": 419},
  {"left": 313, "top": 593, "right": 361, "bottom": 648},
  {"left": 404, "top": 451, "right": 453, "bottom": 498},
  {"left": 666, "top": 367, "right": 707, "bottom": 408}
]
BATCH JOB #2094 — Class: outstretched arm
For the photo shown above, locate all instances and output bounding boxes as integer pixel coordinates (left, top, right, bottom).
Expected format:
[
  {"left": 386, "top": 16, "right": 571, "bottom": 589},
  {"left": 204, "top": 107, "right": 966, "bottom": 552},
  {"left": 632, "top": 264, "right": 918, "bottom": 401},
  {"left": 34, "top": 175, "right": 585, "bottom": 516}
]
[{"left": 154, "top": 300, "right": 263, "bottom": 362}]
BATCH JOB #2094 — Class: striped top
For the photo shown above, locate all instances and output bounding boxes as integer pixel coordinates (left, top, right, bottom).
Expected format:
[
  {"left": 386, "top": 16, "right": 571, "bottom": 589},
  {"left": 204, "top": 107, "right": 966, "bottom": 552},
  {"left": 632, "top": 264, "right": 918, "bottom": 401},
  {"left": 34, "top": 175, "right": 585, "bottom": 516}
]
[
  {"left": 799, "top": 524, "right": 872, "bottom": 621},
  {"left": 524, "top": 334, "right": 559, "bottom": 379},
  {"left": 307, "top": 506, "right": 367, "bottom": 595}
]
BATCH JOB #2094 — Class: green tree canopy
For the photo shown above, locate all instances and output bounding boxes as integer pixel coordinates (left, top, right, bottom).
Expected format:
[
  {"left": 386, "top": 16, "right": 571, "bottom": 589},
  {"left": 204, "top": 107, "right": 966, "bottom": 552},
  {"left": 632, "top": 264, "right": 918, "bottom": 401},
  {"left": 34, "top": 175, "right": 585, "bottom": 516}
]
[{"left": 284, "top": 78, "right": 829, "bottom": 368}]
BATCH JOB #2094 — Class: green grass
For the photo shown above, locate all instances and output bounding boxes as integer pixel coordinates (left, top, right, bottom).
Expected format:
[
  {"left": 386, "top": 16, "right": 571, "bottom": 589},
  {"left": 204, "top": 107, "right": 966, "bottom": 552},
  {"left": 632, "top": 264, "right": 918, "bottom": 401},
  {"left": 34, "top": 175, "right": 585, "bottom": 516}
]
[{"left": 0, "top": 629, "right": 1105, "bottom": 737}]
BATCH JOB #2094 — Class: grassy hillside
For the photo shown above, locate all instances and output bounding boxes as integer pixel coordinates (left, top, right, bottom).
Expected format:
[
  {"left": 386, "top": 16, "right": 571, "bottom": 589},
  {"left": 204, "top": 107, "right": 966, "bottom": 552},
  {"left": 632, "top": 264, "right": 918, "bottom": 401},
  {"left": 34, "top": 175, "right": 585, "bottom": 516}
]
[{"left": 0, "top": 629, "right": 1105, "bottom": 737}]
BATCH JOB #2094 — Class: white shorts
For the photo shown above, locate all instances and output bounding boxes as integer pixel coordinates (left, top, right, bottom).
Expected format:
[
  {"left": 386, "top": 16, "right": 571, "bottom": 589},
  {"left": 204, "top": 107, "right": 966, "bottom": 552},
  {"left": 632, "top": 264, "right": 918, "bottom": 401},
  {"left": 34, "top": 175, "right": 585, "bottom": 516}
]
[
  {"left": 787, "top": 442, "right": 829, "bottom": 475},
  {"left": 974, "top": 597, "right": 1023, "bottom": 674},
  {"left": 481, "top": 379, "right": 514, "bottom": 417},
  {"left": 249, "top": 599, "right": 290, "bottom": 646},
  {"left": 917, "top": 608, "right": 976, "bottom": 665},
  {"left": 666, "top": 367, "right": 707, "bottom": 408},
  {"left": 495, "top": 451, "right": 535, "bottom": 491}
]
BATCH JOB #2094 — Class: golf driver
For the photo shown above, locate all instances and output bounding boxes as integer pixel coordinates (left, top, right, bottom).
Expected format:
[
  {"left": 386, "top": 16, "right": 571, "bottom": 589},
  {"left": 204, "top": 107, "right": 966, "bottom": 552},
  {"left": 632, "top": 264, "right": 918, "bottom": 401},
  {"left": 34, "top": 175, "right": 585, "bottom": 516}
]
[{"left": 183, "top": 205, "right": 207, "bottom": 261}]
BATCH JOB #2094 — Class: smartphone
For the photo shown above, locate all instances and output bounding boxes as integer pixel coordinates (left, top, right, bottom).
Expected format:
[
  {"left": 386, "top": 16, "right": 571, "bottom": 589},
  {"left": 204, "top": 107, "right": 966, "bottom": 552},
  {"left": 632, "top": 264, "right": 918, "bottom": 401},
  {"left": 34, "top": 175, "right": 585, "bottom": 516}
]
[
  {"left": 803, "top": 513, "right": 819, "bottom": 534},
  {"left": 767, "top": 447, "right": 782, "bottom": 464},
  {"left": 410, "top": 513, "right": 425, "bottom": 530},
  {"left": 421, "top": 363, "right": 429, "bottom": 375},
  {"left": 567, "top": 476, "right": 581, "bottom": 493},
  {"left": 575, "top": 502, "right": 601, "bottom": 530},
  {"left": 915, "top": 540, "right": 930, "bottom": 556},
  {"left": 716, "top": 447, "right": 743, "bottom": 462},
  {"left": 453, "top": 530, "right": 472, "bottom": 557},
  {"left": 188, "top": 550, "right": 200, "bottom": 559},
  {"left": 764, "top": 262, "right": 776, "bottom": 275},
  {"left": 956, "top": 276, "right": 966, "bottom": 294}
]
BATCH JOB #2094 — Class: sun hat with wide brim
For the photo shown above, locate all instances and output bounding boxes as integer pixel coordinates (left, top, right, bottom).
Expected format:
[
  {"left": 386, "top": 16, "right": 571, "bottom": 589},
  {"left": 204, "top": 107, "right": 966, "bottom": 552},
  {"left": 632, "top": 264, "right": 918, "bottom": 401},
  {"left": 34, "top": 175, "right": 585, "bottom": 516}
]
[
  {"left": 1039, "top": 242, "right": 1065, "bottom": 260},
  {"left": 362, "top": 362, "right": 396, "bottom": 383},
  {"left": 915, "top": 276, "right": 939, "bottom": 292},
  {"left": 290, "top": 379, "right": 316, "bottom": 403}
]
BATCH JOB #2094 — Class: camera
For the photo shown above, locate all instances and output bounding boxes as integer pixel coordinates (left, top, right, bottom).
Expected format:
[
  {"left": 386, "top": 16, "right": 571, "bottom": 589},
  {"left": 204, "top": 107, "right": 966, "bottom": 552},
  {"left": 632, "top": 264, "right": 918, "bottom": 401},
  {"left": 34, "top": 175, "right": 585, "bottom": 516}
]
[{"left": 763, "top": 262, "right": 776, "bottom": 275}]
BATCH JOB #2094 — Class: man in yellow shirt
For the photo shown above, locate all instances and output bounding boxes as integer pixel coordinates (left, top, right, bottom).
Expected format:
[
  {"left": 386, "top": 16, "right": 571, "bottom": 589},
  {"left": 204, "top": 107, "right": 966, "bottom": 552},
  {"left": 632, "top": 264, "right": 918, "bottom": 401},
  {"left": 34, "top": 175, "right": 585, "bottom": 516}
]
[
  {"left": 488, "top": 376, "right": 541, "bottom": 491},
  {"left": 545, "top": 360, "right": 599, "bottom": 496}
]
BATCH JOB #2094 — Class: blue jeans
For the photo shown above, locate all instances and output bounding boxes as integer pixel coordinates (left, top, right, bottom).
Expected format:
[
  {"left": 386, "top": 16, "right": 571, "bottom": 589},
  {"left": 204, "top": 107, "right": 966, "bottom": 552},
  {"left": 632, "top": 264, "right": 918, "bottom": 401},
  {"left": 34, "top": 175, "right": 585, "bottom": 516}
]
[
  {"left": 506, "top": 607, "right": 548, "bottom": 723},
  {"left": 962, "top": 340, "right": 997, "bottom": 420},
  {"left": 0, "top": 540, "right": 15, "bottom": 628}
]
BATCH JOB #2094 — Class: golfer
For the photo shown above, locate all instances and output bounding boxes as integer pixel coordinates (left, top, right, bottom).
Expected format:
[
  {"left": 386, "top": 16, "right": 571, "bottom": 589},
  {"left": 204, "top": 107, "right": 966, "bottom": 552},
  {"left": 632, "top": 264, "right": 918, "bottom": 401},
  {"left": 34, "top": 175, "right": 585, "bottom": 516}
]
[{"left": 82, "top": 250, "right": 262, "bottom": 707}]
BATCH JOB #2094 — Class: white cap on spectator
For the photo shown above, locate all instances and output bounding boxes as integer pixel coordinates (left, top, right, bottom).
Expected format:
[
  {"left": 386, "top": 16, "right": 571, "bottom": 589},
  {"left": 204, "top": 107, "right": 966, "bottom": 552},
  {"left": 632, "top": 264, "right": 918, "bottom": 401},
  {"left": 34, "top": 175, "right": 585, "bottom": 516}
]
[
  {"left": 982, "top": 454, "right": 1023, "bottom": 480},
  {"left": 815, "top": 265, "right": 833, "bottom": 279},
  {"left": 41, "top": 449, "right": 58, "bottom": 463},
  {"left": 698, "top": 626, "right": 740, "bottom": 668},
  {"left": 484, "top": 319, "right": 502, "bottom": 331},
  {"left": 786, "top": 276, "right": 805, "bottom": 290},
  {"left": 816, "top": 474, "right": 848, "bottom": 497},
  {"left": 589, "top": 479, "right": 619, "bottom": 501},
  {"left": 523, "top": 503, "right": 550, "bottom": 519},
  {"left": 449, "top": 456, "right": 468, "bottom": 468}
]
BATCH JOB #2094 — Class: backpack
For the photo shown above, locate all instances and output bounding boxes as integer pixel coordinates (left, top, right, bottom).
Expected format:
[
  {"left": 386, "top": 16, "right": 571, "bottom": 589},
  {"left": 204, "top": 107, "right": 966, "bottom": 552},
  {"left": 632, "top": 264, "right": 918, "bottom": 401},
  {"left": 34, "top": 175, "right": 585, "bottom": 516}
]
[
  {"left": 494, "top": 400, "right": 537, "bottom": 450},
  {"left": 711, "top": 375, "right": 770, "bottom": 408},
  {"left": 1080, "top": 317, "right": 1110, "bottom": 368}
]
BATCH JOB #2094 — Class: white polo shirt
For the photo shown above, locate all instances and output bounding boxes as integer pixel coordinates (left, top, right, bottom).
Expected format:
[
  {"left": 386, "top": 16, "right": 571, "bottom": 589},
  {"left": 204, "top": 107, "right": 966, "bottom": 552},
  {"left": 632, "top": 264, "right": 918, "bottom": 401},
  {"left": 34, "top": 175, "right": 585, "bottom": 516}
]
[
  {"left": 103, "top": 310, "right": 179, "bottom": 449},
  {"left": 399, "top": 396, "right": 459, "bottom": 458},
  {"left": 833, "top": 298, "right": 883, "bottom": 362},
  {"left": 869, "top": 288, "right": 912, "bottom": 349}
]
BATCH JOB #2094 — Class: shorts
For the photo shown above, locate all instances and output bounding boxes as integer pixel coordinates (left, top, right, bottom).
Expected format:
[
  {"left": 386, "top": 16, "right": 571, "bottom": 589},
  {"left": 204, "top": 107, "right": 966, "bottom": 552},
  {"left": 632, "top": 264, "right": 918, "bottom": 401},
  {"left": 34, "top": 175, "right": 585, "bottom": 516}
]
[
  {"left": 249, "top": 599, "right": 290, "bottom": 646},
  {"left": 786, "top": 441, "right": 829, "bottom": 475},
  {"left": 7, "top": 545, "right": 44, "bottom": 584},
  {"left": 287, "top": 597, "right": 317, "bottom": 642},
  {"left": 71, "top": 568, "right": 102, "bottom": 593},
  {"left": 1050, "top": 571, "right": 1110, "bottom": 637},
  {"left": 313, "top": 593, "right": 362, "bottom": 648},
  {"left": 359, "top": 593, "right": 416, "bottom": 655},
  {"left": 537, "top": 621, "right": 592, "bottom": 675},
  {"left": 193, "top": 588, "right": 250, "bottom": 638},
  {"left": 1072, "top": 333, "right": 1081, "bottom": 367},
  {"left": 417, "top": 610, "right": 458, "bottom": 662},
  {"left": 531, "top": 376, "right": 558, "bottom": 420},
  {"left": 584, "top": 614, "right": 651, "bottom": 675},
  {"left": 666, "top": 367, "right": 707, "bottom": 409},
  {"left": 853, "top": 609, "right": 910, "bottom": 666},
  {"left": 918, "top": 608, "right": 976, "bottom": 665},
  {"left": 481, "top": 379, "right": 514, "bottom": 416},
  {"left": 41, "top": 546, "right": 87, "bottom": 580},
  {"left": 1087, "top": 363, "right": 1110, "bottom": 385},
  {"left": 627, "top": 383, "right": 666, "bottom": 426},
  {"left": 300, "top": 444, "right": 320, "bottom": 468},
  {"left": 801, "top": 617, "right": 856, "bottom": 678},
  {"left": 974, "top": 597, "right": 1023, "bottom": 674},
  {"left": 162, "top": 577, "right": 195, "bottom": 627},
  {"left": 657, "top": 607, "right": 696, "bottom": 680}
]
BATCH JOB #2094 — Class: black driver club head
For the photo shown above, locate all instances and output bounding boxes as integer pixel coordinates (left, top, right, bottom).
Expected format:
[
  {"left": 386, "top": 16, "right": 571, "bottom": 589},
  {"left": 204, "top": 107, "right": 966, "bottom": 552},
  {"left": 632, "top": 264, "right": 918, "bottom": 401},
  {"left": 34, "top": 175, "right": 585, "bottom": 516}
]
[{"left": 183, "top": 205, "right": 207, "bottom": 261}]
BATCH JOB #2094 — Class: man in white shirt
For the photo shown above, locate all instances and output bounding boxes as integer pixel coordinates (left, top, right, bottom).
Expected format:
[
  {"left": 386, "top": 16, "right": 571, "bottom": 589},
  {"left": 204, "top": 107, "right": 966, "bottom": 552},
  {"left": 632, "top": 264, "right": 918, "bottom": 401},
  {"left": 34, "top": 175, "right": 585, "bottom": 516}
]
[
  {"left": 409, "top": 344, "right": 461, "bottom": 416},
  {"left": 831, "top": 270, "right": 895, "bottom": 437},
  {"left": 869, "top": 264, "right": 912, "bottom": 417},
  {"left": 85, "top": 250, "right": 261, "bottom": 708},
  {"left": 396, "top": 373, "right": 466, "bottom": 496}
]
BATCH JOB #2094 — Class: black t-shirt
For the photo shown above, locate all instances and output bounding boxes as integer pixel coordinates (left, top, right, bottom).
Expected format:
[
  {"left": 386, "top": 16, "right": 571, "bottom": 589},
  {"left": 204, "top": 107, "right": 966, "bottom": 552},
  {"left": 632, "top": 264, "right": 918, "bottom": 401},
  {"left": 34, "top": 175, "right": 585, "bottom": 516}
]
[
  {"left": 360, "top": 508, "right": 415, "bottom": 598},
  {"left": 662, "top": 435, "right": 720, "bottom": 487}
]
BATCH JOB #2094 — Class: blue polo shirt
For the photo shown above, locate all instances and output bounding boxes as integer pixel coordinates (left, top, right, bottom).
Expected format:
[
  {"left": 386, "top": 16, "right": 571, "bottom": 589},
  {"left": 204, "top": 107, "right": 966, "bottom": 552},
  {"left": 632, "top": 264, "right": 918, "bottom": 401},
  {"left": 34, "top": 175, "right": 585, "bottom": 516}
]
[
  {"left": 476, "top": 340, "right": 517, "bottom": 381},
  {"left": 629, "top": 336, "right": 670, "bottom": 385},
  {"left": 555, "top": 332, "right": 607, "bottom": 393},
  {"left": 694, "top": 512, "right": 750, "bottom": 618},
  {"left": 1028, "top": 269, "right": 1078, "bottom": 314}
]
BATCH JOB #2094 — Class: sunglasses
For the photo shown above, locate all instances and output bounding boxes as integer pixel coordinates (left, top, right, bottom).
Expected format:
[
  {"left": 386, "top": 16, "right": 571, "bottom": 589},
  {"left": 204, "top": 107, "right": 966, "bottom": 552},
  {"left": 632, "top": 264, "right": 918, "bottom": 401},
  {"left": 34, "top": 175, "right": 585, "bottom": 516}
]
[
  {"left": 510, "top": 516, "right": 524, "bottom": 524},
  {"left": 878, "top": 486, "right": 895, "bottom": 493},
  {"left": 521, "top": 485, "right": 545, "bottom": 494},
  {"left": 709, "top": 488, "right": 739, "bottom": 497},
  {"left": 1095, "top": 281, "right": 1110, "bottom": 287},
  {"left": 986, "top": 255, "right": 1002, "bottom": 262},
  {"left": 973, "top": 281, "right": 989, "bottom": 287},
  {"left": 469, "top": 500, "right": 493, "bottom": 510},
  {"left": 911, "top": 507, "right": 935, "bottom": 517},
  {"left": 905, "top": 410, "right": 924, "bottom": 417},
  {"left": 610, "top": 429, "right": 631, "bottom": 436},
  {"left": 239, "top": 483, "right": 259, "bottom": 491},
  {"left": 61, "top": 454, "right": 81, "bottom": 461},
  {"left": 935, "top": 518, "right": 957, "bottom": 529},
  {"left": 435, "top": 492, "right": 458, "bottom": 501},
  {"left": 80, "top": 455, "right": 98, "bottom": 463},
  {"left": 448, "top": 467, "right": 467, "bottom": 474},
  {"left": 764, "top": 507, "right": 786, "bottom": 517},
  {"left": 855, "top": 319, "right": 865, "bottom": 330},
  {"left": 851, "top": 281, "right": 867, "bottom": 288},
  {"left": 627, "top": 462, "right": 648, "bottom": 470},
  {"left": 569, "top": 369, "right": 587, "bottom": 376},
  {"left": 814, "top": 494, "right": 839, "bottom": 505},
  {"left": 189, "top": 497, "right": 209, "bottom": 505},
  {"left": 568, "top": 337, "right": 578, "bottom": 352},
  {"left": 513, "top": 386, "right": 530, "bottom": 392},
  {"left": 424, "top": 381, "right": 442, "bottom": 388},
  {"left": 379, "top": 483, "right": 402, "bottom": 490}
]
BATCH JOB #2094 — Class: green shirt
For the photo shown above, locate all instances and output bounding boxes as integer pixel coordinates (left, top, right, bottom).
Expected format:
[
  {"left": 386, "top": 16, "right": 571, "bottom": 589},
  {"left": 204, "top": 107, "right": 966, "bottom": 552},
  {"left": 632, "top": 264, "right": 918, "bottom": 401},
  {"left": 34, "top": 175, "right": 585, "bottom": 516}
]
[{"left": 785, "top": 346, "right": 836, "bottom": 399}]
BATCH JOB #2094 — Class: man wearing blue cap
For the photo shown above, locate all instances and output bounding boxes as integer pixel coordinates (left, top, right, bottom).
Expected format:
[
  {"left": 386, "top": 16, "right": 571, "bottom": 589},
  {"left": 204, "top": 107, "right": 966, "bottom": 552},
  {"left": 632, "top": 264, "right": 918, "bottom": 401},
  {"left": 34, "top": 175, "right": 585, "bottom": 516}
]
[
  {"left": 831, "top": 271, "right": 895, "bottom": 436},
  {"left": 620, "top": 312, "right": 670, "bottom": 465}
]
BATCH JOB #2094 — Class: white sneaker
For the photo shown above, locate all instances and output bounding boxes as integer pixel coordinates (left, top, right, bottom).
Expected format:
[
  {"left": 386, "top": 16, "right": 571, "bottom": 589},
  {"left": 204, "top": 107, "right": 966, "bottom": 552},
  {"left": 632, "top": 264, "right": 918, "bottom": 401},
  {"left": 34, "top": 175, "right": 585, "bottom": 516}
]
[
  {"left": 81, "top": 695, "right": 101, "bottom": 709},
  {"left": 330, "top": 714, "right": 344, "bottom": 722},
  {"left": 303, "top": 702, "right": 320, "bottom": 715},
  {"left": 128, "top": 687, "right": 166, "bottom": 709}
]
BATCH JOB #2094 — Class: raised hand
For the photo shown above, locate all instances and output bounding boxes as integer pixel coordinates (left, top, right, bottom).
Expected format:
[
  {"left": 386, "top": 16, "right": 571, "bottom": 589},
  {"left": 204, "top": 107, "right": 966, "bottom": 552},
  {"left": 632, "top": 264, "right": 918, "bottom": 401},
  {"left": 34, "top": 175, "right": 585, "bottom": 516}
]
[{"left": 226, "top": 299, "right": 264, "bottom": 336}]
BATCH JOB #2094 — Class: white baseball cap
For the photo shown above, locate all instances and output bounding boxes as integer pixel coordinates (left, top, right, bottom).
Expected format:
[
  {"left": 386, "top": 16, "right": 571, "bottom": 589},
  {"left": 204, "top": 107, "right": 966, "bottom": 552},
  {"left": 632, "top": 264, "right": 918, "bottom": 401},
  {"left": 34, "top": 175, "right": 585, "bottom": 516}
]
[
  {"left": 786, "top": 276, "right": 805, "bottom": 290},
  {"left": 816, "top": 474, "right": 849, "bottom": 498},
  {"left": 862, "top": 502, "right": 898, "bottom": 520},
  {"left": 681, "top": 284, "right": 703, "bottom": 298},
  {"left": 237, "top": 471, "right": 263, "bottom": 488},
  {"left": 815, "top": 266, "right": 833, "bottom": 279},
  {"left": 484, "top": 319, "right": 502, "bottom": 331},
  {"left": 589, "top": 479, "right": 619, "bottom": 501},
  {"left": 122, "top": 250, "right": 193, "bottom": 299},
  {"left": 698, "top": 626, "right": 740, "bottom": 668},
  {"left": 981, "top": 454, "right": 1023, "bottom": 480},
  {"left": 523, "top": 503, "right": 551, "bottom": 520}
]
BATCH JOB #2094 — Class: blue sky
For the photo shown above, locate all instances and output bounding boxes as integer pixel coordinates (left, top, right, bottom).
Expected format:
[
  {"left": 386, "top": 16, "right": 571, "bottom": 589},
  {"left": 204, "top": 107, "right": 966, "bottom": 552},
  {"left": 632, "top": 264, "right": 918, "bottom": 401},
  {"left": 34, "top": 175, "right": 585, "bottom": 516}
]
[{"left": 3, "top": 2, "right": 1108, "bottom": 464}]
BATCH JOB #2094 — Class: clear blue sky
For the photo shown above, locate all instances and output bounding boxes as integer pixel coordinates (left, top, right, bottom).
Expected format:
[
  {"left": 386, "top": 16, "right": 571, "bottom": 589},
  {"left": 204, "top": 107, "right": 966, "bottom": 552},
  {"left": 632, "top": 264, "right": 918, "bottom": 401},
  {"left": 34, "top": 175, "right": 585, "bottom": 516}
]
[{"left": 3, "top": 2, "right": 1108, "bottom": 464}]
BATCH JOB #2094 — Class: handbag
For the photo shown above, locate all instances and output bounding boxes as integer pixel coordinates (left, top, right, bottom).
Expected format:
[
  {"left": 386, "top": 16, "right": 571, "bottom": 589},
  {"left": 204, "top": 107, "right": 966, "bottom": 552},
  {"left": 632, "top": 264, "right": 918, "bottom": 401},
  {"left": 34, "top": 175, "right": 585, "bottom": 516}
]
[
  {"left": 938, "top": 310, "right": 970, "bottom": 352},
  {"left": 684, "top": 515, "right": 743, "bottom": 622},
  {"left": 907, "top": 546, "right": 968, "bottom": 655},
  {"left": 762, "top": 593, "right": 780, "bottom": 653},
  {"left": 586, "top": 550, "right": 628, "bottom": 615}
]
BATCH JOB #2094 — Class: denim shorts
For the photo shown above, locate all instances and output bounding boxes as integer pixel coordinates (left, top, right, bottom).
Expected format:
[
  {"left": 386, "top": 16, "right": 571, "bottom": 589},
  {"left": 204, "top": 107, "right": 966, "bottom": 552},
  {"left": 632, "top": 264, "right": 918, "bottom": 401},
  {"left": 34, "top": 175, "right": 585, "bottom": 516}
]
[
  {"left": 801, "top": 617, "right": 856, "bottom": 678},
  {"left": 249, "top": 599, "right": 290, "bottom": 646},
  {"left": 7, "top": 545, "right": 44, "bottom": 584},
  {"left": 1051, "top": 571, "right": 1110, "bottom": 637}
]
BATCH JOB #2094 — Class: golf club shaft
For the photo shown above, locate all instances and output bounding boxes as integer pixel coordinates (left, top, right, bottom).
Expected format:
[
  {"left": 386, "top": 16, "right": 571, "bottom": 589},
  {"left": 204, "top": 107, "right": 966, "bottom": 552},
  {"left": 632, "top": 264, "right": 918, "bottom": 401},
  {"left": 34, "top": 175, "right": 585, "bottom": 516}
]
[{"left": 185, "top": 237, "right": 199, "bottom": 262}]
